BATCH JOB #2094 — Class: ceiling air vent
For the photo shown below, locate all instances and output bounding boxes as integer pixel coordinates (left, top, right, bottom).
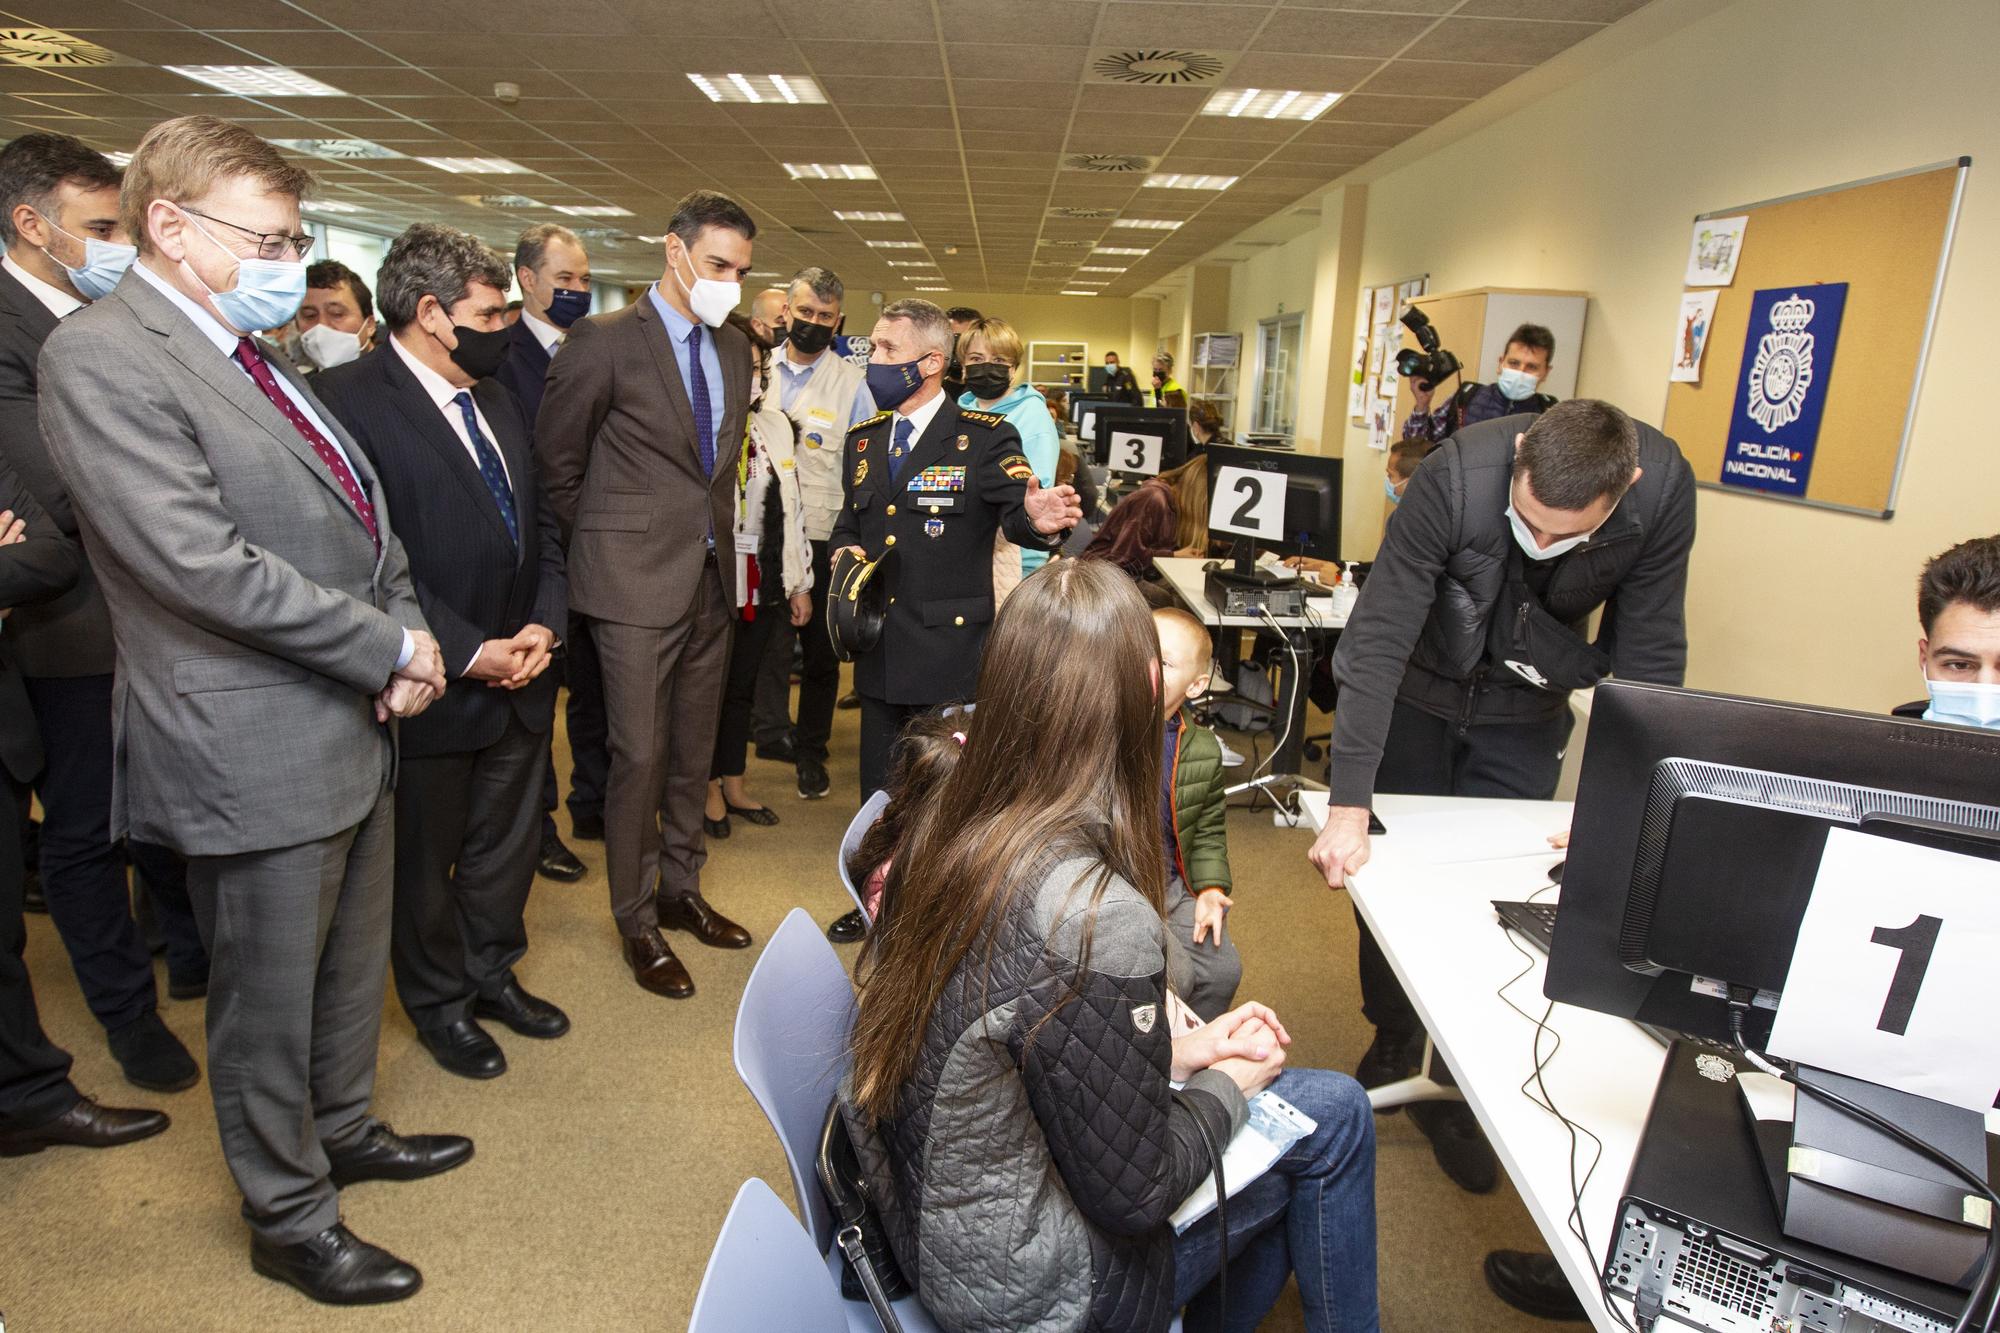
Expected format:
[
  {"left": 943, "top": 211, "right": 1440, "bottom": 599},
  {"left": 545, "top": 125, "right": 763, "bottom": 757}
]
[
  {"left": 0, "top": 28, "right": 127, "bottom": 67},
  {"left": 1088, "top": 49, "right": 1228, "bottom": 86},
  {"left": 460, "top": 194, "right": 547, "bottom": 210},
  {"left": 1060, "top": 153, "right": 1157, "bottom": 174},
  {"left": 1037, "top": 239, "right": 1095, "bottom": 249},
  {"left": 1048, "top": 206, "right": 1114, "bottom": 219}
]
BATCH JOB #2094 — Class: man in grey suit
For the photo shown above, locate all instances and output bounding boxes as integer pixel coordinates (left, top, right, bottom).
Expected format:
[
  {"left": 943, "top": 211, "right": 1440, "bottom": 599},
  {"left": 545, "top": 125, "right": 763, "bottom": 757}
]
[
  {"left": 539, "top": 190, "right": 758, "bottom": 999},
  {"left": 37, "top": 115, "right": 469, "bottom": 1306}
]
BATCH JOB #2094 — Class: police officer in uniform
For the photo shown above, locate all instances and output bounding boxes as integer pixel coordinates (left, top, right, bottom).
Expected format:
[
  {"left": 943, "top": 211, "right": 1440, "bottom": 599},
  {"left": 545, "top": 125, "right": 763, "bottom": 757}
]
[{"left": 831, "top": 298, "right": 1080, "bottom": 799}]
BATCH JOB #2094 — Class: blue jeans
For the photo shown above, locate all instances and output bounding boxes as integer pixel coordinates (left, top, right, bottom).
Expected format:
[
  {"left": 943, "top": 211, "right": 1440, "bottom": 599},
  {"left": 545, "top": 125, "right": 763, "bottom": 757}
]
[{"left": 1171, "top": 1068, "right": 1380, "bottom": 1332}]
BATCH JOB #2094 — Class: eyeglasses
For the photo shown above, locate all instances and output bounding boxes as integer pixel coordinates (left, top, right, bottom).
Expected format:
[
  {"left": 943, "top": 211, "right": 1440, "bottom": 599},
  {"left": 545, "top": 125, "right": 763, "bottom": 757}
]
[{"left": 182, "top": 206, "right": 315, "bottom": 261}]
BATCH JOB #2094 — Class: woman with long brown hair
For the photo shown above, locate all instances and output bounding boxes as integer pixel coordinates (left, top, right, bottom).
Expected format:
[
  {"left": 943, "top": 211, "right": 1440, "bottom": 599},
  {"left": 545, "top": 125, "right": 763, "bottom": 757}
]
[
  {"left": 1080, "top": 455, "right": 1211, "bottom": 600},
  {"left": 842, "top": 559, "right": 1379, "bottom": 1333}
]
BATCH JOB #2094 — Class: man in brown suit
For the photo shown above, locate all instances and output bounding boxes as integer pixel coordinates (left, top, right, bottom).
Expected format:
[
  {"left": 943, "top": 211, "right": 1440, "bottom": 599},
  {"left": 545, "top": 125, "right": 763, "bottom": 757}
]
[{"left": 539, "top": 191, "right": 756, "bottom": 998}]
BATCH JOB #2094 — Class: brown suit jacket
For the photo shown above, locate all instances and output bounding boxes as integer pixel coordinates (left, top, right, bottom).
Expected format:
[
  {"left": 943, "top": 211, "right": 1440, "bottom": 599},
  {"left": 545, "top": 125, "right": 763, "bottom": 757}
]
[{"left": 537, "top": 290, "right": 749, "bottom": 628}]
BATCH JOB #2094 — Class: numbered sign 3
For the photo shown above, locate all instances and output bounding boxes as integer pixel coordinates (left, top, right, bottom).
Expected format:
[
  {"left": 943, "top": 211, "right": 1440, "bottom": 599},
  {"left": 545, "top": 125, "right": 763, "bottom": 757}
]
[
  {"left": 1209, "top": 464, "right": 1286, "bottom": 542},
  {"left": 1765, "top": 827, "right": 2000, "bottom": 1111},
  {"left": 1109, "top": 430, "right": 1164, "bottom": 476}
]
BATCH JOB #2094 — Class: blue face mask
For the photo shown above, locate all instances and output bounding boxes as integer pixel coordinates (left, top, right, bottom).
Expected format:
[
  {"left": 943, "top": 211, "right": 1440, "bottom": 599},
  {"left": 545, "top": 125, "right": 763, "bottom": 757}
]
[
  {"left": 1922, "top": 679, "right": 2000, "bottom": 729},
  {"left": 867, "top": 355, "right": 931, "bottom": 411},
  {"left": 1384, "top": 476, "right": 1402, "bottom": 505},
  {"left": 179, "top": 207, "right": 306, "bottom": 335},
  {"left": 545, "top": 285, "right": 591, "bottom": 329},
  {"left": 1496, "top": 367, "right": 1542, "bottom": 401},
  {"left": 39, "top": 214, "right": 135, "bottom": 301}
]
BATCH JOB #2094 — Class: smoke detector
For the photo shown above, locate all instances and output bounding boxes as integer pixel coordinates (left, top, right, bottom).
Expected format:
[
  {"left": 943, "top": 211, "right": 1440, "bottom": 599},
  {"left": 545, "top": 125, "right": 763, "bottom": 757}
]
[
  {"left": 1059, "top": 153, "right": 1157, "bottom": 174},
  {"left": 1087, "top": 49, "right": 1229, "bottom": 86}
]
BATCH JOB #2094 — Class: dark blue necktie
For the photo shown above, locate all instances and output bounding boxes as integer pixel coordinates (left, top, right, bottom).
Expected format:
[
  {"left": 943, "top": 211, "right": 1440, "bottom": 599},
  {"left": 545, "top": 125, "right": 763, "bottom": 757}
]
[
  {"left": 451, "top": 391, "right": 519, "bottom": 550},
  {"left": 889, "top": 416, "right": 914, "bottom": 483},
  {"left": 688, "top": 325, "right": 716, "bottom": 478}
]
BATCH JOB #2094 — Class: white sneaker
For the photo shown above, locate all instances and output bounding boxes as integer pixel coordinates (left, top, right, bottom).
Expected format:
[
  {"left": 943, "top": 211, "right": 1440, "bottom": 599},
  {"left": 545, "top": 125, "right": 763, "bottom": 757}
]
[{"left": 1219, "top": 740, "right": 1246, "bottom": 768}]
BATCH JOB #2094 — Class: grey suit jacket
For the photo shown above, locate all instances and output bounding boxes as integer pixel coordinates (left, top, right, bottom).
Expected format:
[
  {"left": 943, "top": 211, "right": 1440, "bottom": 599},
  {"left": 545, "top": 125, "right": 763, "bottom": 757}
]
[
  {"left": 537, "top": 293, "right": 749, "bottom": 628},
  {"left": 36, "top": 266, "right": 429, "bottom": 857}
]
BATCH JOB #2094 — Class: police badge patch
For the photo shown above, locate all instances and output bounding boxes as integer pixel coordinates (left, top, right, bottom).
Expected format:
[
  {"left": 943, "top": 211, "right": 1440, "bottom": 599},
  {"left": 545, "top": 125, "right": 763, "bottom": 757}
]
[
  {"left": 853, "top": 459, "right": 869, "bottom": 486},
  {"left": 1130, "top": 1004, "right": 1157, "bottom": 1034},
  {"left": 1000, "top": 453, "right": 1034, "bottom": 482},
  {"left": 925, "top": 517, "right": 944, "bottom": 539}
]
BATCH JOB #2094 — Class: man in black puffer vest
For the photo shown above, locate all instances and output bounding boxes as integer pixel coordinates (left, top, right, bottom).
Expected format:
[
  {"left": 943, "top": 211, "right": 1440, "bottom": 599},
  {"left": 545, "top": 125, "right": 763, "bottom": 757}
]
[{"left": 1308, "top": 399, "right": 1695, "bottom": 1318}]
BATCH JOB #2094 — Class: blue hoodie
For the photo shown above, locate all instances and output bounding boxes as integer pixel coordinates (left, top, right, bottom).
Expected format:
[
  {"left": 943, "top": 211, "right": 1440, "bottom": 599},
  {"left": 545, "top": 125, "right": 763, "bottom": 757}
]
[{"left": 959, "top": 381, "right": 1061, "bottom": 573}]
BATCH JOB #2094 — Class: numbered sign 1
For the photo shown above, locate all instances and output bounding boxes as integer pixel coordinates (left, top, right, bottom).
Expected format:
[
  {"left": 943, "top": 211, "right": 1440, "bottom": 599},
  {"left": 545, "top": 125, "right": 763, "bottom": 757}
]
[
  {"left": 1108, "top": 430, "right": 1163, "bottom": 476},
  {"left": 1765, "top": 827, "right": 2000, "bottom": 1111},
  {"left": 1209, "top": 465, "right": 1287, "bottom": 542}
]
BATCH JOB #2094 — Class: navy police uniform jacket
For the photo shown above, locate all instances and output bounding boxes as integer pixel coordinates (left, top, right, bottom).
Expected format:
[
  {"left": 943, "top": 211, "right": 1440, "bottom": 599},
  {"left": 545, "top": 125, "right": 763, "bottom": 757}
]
[{"left": 831, "top": 398, "right": 1062, "bottom": 706}]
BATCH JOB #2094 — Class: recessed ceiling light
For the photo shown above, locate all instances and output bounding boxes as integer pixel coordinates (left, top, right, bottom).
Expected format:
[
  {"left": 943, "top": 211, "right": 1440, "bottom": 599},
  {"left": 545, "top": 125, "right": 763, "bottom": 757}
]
[
  {"left": 1077, "top": 265, "right": 1126, "bottom": 273},
  {"left": 105, "top": 150, "right": 133, "bottom": 167},
  {"left": 686, "top": 72, "right": 827, "bottom": 105},
  {"left": 866, "top": 240, "right": 923, "bottom": 249},
  {"left": 914, "top": 285, "right": 947, "bottom": 292},
  {"left": 835, "top": 210, "right": 903, "bottom": 222},
  {"left": 419, "top": 156, "right": 530, "bottom": 175},
  {"left": 1060, "top": 290, "right": 1099, "bottom": 297},
  {"left": 271, "top": 137, "right": 404, "bottom": 161},
  {"left": 1143, "top": 173, "right": 1236, "bottom": 190},
  {"left": 635, "top": 234, "right": 667, "bottom": 243},
  {"left": 1094, "top": 247, "right": 1150, "bottom": 256},
  {"left": 554, "top": 205, "right": 634, "bottom": 218},
  {"left": 784, "top": 162, "right": 876, "bottom": 181},
  {"left": 1201, "top": 87, "right": 1342, "bottom": 121},
  {"left": 163, "top": 64, "right": 346, "bottom": 96},
  {"left": 885, "top": 260, "right": 935, "bottom": 268},
  {"left": 1112, "top": 218, "right": 1182, "bottom": 230},
  {"left": 304, "top": 200, "right": 364, "bottom": 215}
]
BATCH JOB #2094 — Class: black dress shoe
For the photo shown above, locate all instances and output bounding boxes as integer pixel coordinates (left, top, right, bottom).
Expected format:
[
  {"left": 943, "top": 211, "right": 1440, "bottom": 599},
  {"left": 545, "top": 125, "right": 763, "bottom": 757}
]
[
  {"left": 0, "top": 1096, "right": 170, "bottom": 1156},
  {"left": 623, "top": 929, "right": 695, "bottom": 998},
  {"left": 725, "top": 800, "right": 779, "bottom": 827},
  {"left": 473, "top": 981, "right": 569, "bottom": 1039},
  {"left": 754, "top": 734, "right": 797, "bottom": 764},
  {"left": 537, "top": 830, "right": 586, "bottom": 882},
  {"left": 826, "top": 908, "right": 869, "bottom": 944},
  {"left": 703, "top": 813, "right": 731, "bottom": 839},
  {"left": 797, "top": 760, "right": 831, "bottom": 800},
  {"left": 658, "top": 892, "right": 753, "bottom": 949},
  {"left": 326, "top": 1122, "right": 474, "bottom": 1187},
  {"left": 23, "top": 869, "right": 45, "bottom": 914},
  {"left": 107, "top": 1011, "right": 199, "bottom": 1093},
  {"left": 837, "top": 691, "right": 861, "bottom": 711},
  {"left": 168, "top": 969, "right": 210, "bottom": 1001},
  {"left": 569, "top": 811, "right": 605, "bottom": 841},
  {"left": 1408, "top": 1100, "right": 1499, "bottom": 1194},
  {"left": 415, "top": 1019, "right": 506, "bottom": 1079},
  {"left": 251, "top": 1222, "right": 422, "bottom": 1305},
  {"left": 1484, "top": 1249, "right": 1587, "bottom": 1321}
]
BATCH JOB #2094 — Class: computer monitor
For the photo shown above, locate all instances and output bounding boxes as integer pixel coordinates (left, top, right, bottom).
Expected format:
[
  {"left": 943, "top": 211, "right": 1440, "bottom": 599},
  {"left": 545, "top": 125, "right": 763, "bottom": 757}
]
[
  {"left": 1200, "top": 442, "right": 1343, "bottom": 567},
  {"left": 1546, "top": 680, "right": 2000, "bottom": 1048},
  {"left": 1068, "top": 395, "right": 1121, "bottom": 443},
  {"left": 1091, "top": 406, "right": 1189, "bottom": 480}
]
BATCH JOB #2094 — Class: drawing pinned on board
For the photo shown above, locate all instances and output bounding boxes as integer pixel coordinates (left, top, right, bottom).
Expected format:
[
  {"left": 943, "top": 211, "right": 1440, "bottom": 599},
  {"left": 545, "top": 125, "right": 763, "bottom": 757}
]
[
  {"left": 1669, "top": 289, "right": 1720, "bottom": 383},
  {"left": 1685, "top": 214, "right": 1748, "bottom": 286}
]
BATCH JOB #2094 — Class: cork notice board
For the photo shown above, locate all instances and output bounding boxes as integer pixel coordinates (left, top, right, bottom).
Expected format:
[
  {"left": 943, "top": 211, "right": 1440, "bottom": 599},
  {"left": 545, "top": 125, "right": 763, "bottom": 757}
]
[{"left": 1664, "top": 159, "right": 1968, "bottom": 517}]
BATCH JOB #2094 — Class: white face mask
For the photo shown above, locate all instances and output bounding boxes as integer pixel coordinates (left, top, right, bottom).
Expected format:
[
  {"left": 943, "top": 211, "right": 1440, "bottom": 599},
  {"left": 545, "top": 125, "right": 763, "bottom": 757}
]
[
  {"left": 1923, "top": 679, "right": 2000, "bottom": 730},
  {"left": 1506, "top": 501, "right": 1594, "bottom": 561},
  {"left": 299, "top": 322, "right": 363, "bottom": 370},
  {"left": 1496, "top": 366, "right": 1542, "bottom": 401},
  {"left": 671, "top": 244, "right": 739, "bottom": 329}
]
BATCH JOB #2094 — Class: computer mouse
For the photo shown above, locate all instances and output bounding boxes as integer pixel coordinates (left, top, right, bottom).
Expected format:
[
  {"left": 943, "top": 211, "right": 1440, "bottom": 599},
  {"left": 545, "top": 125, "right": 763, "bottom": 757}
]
[{"left": 1201, "top": 560, "right": 1220, "bottom": 572}]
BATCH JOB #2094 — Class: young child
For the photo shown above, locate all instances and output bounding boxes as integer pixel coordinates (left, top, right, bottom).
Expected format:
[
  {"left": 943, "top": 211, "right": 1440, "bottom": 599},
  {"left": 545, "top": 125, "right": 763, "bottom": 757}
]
[
  {"left": 847, "top": 715, "right": 966, "bottom": 923},
  {"left": 1153, "top": 606, "right": 1243, "bottom": 1018}
]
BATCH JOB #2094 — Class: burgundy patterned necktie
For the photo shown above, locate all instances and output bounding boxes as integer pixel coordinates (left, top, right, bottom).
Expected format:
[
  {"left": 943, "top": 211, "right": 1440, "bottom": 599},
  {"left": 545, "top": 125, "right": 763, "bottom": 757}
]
[{"left": 233, "top": 335, "right": 379, "bottom": 548}]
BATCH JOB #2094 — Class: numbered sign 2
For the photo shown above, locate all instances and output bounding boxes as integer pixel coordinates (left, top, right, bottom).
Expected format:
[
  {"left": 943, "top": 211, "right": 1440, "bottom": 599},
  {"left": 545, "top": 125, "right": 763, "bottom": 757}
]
[
  {"left": 1209, "top": 465, "right": 1286, "bottom": 542},
  {"left": 1765, "top": 827, "right": 2000, "bottom": 1111},
  {"left": 1108, "top": 430, "right": 1163, "bottom": 476}
]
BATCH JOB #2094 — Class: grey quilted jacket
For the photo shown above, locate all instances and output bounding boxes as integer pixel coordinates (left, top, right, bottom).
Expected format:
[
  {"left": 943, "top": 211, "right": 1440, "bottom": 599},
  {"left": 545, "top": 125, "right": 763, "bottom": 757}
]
[{"left": 842, "top": 854, "right": 1248, "bottom": 1332}]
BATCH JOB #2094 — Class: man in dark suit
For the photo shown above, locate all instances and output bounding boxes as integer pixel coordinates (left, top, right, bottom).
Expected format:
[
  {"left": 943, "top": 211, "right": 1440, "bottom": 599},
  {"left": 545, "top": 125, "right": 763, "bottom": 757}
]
[
  {"left": 316, "top": 224, "right": 569, "bottom": 1080},
  {"left": 494, "top": 222, "right": 597, "bottom": 883},
  {"left": 540, "top": 190, "right": 757, "bottom": 1000},
  {"left": 39, "top": 116, "right": 469, "bottom": 1304},
  {"left": 0, "top": 480, "right": 171, "bottom": 1156},
  {"left": 831, "top": 299, "right": 1081, "bottom": 799},
  {"left": 0, "top": 131, "right": 206, "bottom": 1092}
]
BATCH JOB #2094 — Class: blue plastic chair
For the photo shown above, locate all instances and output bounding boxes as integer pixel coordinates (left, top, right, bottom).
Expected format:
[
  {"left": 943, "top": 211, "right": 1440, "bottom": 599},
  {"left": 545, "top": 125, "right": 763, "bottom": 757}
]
[
  {"left": 838, "top": 790, "right": 892, "bottom": 915},
  {"left": 689, "top": 1178, "right": 848, "bottom": 1332}
]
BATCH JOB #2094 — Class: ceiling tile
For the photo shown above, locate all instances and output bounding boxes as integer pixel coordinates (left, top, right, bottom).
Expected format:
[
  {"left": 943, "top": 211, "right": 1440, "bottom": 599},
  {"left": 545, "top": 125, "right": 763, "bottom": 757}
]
[
  {"left": 952, "top": 79, "right": 1076, "bottom": 108},
  {"left": 1297, "top": 119, "right": 1421, "bottom": 147},
  {"left": 1402, "top": 17, "right": 1603, "bottom": 63},
  {"left": 809, "top": 40, "right": 943, "bottom": 77},
  {"left": 940, "top": 0, "right": 1101, "bottom": 45},
  {"left": 1276, "top": 0, "right": 1455, "bottom": 11},
  {"left": 1074, "top": 83, "right": 1213, "bottom": 113},
  {"left": 946, "top": 44, "right": 1089, "bottom": 82},
  {"left": 762, "top": 0, "right": 935, "bottom": 39},
  {"left": 818, "top": 76, "right": 949, "bottom": 107},
  {"left": 1458, "top": 0, "right": 1646, "bottom": 17},
  {"left": 1253, "top": 10, "right": 1438, "bottom": 56},
  {"left": 1359, "top": 58, "right": 1531, "bottom": 97},
  {"left": 1323, "top": 92, "right": 1467, "bottom": 123},
  {"left": 1090, "top": 2, "right": 1269, "bottom": 48},
  {"left": 1220, "top": 52, "right": 1385, "bottom": 88}
]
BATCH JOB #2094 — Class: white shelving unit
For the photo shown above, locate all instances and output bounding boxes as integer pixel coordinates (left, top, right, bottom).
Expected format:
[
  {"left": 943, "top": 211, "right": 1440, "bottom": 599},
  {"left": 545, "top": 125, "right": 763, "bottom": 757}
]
[
  {"left": 1028, "top": 340, "right": 1088, "bottom": 396},
  {"left": 1191, "top": 331, "right": 1240, "bottom": 434}
]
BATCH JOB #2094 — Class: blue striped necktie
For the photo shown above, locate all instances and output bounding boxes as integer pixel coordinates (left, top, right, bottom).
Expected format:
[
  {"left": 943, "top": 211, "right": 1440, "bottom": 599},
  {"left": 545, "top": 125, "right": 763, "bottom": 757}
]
[{"left": 451, "top": 391, "right": 519, "bottom": 550}]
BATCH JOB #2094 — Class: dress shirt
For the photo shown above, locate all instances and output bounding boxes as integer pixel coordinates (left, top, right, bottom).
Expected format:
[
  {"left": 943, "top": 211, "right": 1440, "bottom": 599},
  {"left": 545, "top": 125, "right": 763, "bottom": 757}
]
[
  {"left": 387, "top": 334, "right": 511, "bottom": 488},
  {"left": 645, "top": 281, "right": 725, "bottom": 447},
  {"left": 133, "top": 262, "right": 413, "bottom": 671},
  {"left": 775, "top": 345, "right": 876, "bottom": 429},
  {"left": 520, "top": 307, "right": 565, "bottom": 356},
  {"left": 2, "top": 253, "right": 83, "bottom": 319},
  {"left": 894, "top": 384, "right": 947, "bottom": 445}
]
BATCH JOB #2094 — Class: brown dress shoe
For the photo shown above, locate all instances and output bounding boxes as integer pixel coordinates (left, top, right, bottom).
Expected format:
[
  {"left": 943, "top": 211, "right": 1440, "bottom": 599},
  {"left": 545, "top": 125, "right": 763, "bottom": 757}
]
[
  {"left": 0, "top": 1096, "right": 170, "bottom": 1156},
  {"left": 622, "top": 929, "right": 695, "bottom": 998},
  {"left": 658, "top": 892, "right": 753, "bottom": 949}
]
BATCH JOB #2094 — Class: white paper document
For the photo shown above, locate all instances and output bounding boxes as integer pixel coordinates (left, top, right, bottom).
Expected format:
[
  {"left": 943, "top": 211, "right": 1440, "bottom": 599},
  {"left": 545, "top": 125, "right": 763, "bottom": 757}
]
[
  {"left": 1388, "top": 809, "right": 1560, "bottom": 865},
  {"left": 1669, "top": 289, "right": 1720, "bottom": 383},
  {"left": 1766, "top": 828, "right": 2000, "bottom": 1112},
  {"left": 1171, "top": 1090, "right": 1317, "bottom": 1233},
  {"left": 1685, "top": 215, "right": 1748, "bottom": 286}
]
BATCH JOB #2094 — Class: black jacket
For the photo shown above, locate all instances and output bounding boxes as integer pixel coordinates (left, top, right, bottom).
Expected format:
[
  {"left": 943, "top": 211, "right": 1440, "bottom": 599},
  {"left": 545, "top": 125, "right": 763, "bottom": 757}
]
[
  {"left": 830, "top": 397, "right": 1062, "bottom": 706},
  {"left": 0, "top": 472, "right": 80, "bottom": 782},
  {"left": 0, "top": 262, "right": 113, "bottom": 678},
  {"left": 315, "top": 343, "right": 566, "bottom": 759},
  {"left": 1328, "top": 413, "right": 1695, "bottom": 806},
  {"left": 491, "top": 317, "right": 554, "bottom": 429}
]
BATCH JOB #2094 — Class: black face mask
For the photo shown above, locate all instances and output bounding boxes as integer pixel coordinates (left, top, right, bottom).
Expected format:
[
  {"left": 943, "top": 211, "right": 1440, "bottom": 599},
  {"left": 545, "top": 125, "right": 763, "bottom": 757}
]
[
  {"left": 446, "top": 322, "right": 512, "bottom": 380},
  {"left": 963, "top": 363, "right": 1013, "bottom": 400},
  {"left": 787, "top": 319, "right": 836, "bottom": 355},
  {"left": 750, "top": 322, "right": 784, "bottom": 352}
]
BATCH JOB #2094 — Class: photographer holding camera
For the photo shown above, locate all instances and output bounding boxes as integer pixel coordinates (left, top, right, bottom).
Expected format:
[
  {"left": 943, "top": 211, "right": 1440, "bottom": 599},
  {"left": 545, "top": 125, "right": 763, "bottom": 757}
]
[{"left": 1402, "top": 315, "right": 1558, "bottom": 443}]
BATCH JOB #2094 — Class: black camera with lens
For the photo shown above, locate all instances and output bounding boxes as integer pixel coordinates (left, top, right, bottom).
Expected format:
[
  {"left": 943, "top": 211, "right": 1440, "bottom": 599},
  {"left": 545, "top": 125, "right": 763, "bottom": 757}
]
[{"left": 1393, "top": 307, "right": 1462, "bottom": 392}]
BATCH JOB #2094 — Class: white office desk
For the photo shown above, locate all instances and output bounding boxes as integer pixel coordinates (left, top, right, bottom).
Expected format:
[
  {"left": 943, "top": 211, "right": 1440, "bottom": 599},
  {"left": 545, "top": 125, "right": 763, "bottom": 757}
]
[
  {"left": 1299, "top": 792, "right": 1667, "bottom": 1333},
  {"left": 1151, "top": 555, "right": 1348, "bottom": 631}
]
